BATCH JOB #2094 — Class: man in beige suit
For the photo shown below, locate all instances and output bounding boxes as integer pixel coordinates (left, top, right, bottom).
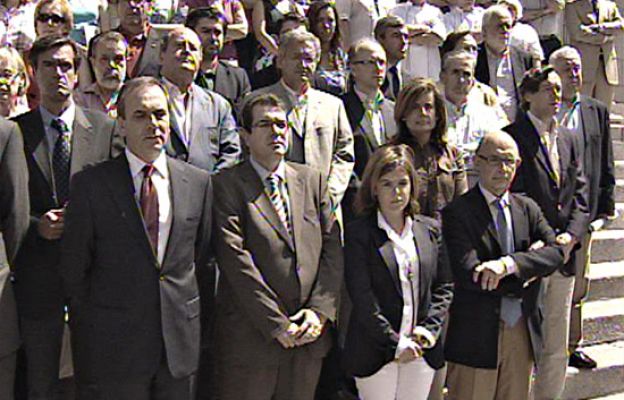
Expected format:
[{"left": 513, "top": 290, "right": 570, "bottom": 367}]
[
  {"left": 245, "top": 30, "right": 355, "bottom": 228},
  {"left": 566, "top": 0, "right": 624, "bottom": 110},
  {"left": 212, "top": 93, "right": 343, "bottom": 400}
]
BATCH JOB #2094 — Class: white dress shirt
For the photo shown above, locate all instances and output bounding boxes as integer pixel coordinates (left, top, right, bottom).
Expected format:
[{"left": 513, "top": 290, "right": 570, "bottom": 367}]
[
  {"left": 354, "top": 86, "right": 385, "bottom": 146},
  {"left": 521, "top": 0, "right": 564, "bottom": 38},
  {"left": 391, "top": 2, "right": 446, "bottom": 81},
  {"left": 442, "top": 6, "right": 484, "bottom": 34},
  {"left": 336, "top": 0, "right": 396, "bottom": 46},
  {"left": 126, "top": 149, "right": 173, "bottom": 265},
  {"left": 377, "top": 211, "right": 423, "bottom": 356},
  {"left": 527, "top": 111, "right": 560, "bottom": 182},
  {"left": 486, "top": 49, "right": 518, "bottom": 122}
]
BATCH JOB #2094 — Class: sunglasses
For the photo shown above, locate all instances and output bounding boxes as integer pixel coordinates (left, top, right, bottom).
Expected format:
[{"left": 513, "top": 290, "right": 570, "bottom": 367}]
[{"left": 36, "top": 13, "right": 66, "bottom": 24}]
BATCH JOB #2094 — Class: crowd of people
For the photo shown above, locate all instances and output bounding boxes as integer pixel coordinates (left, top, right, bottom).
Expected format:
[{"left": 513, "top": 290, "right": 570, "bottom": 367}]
[{"left": 0, "top": 0, "right": 619, "bottom": 398}]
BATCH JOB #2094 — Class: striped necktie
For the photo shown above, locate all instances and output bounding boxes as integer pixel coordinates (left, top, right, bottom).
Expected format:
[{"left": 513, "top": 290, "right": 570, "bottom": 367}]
[{"left": 267, "top": 173, "right": 291, "bottom": 237}]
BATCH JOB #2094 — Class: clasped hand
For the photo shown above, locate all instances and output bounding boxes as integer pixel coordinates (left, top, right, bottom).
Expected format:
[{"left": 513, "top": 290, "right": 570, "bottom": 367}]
[
  {"left": 38, "top": 208, "right": 65, "bottom": 240},
  {"left": 275, "top": 309, "right": 325, "bottom": 349}
]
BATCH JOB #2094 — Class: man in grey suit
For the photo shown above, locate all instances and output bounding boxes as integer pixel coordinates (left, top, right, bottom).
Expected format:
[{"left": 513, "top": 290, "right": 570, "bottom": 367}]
[
  {"left": 212, "top": 94, "right": 343, "bottom": 400},
  {"left": 160, "top": 27, "right": 241, "bottom": 174},
  {"left": 0, "top": 118, "right": 29, "bottom": 400},
  {"left": 246, "top": 30, "right": 354, "bottom": 227},
  {"left": 60, "top": 77, "right": 213, "bottom": 399},
  {"left": 12, "top": 35, "right": 119, "bottom": 400}
]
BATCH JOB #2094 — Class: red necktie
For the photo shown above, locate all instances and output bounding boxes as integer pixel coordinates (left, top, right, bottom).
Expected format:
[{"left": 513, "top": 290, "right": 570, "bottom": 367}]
[{"left": 140, "top": 164, "right": 159, "bottom": 255}]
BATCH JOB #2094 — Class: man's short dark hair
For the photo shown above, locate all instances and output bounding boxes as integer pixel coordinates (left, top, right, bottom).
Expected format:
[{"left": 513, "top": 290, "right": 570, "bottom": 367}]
[
  {"left": 185, "top": 6, "right": 228, "bottom": 33},
  {"left": 277, "top": 12, "right": 307, "bottom": 35},
  {"left": 440, "top": 30, "right": 473, "bottom": 59},
  {"left": 374, "top": 15, "right": 405, "bottom": 41},
  {"left": 117, "top": 77, "right": 169, "bottom": 119},
  {"left": 241, "top": 94, "right": 286, "bottom": 131},
  {"left": 519, "top": 65, "right": 556, "bottom": 111},
  {"left": 29, "top": 34, "right": 80, "bottom": 70}
]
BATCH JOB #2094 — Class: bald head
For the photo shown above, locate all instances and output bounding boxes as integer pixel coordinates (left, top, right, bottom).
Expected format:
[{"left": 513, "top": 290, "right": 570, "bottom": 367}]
[
  {"left": 160, "top": 27, "right": 203, "bottom": 89},
  {"left": 475, "top": 131, "right": 521, "bottom": 196}
]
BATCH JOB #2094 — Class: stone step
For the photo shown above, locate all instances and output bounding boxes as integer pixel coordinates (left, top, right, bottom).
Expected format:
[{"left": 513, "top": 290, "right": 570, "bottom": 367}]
[
  {"left": 613, "top": 141, "right": 624, "bottom": 160},
  {"left": 590, "top": 394, "right": 624, "bottom": 399},
  {"left": 616, "top": 160, "right": 624, "bottom": 178},
  {"left": 606, "top": 204, "right": 624, "bottom": 229},
  {"left": 615, "top": 180, "right": 624, "bottom": 202},
  {"left": 581, "top": 297, "right": 624, "bottom": 345},
  {"left": 590, "top": 229, "right": 624, "bottom": 263},
  {"left": 562, "top": 340, "right": 624, "bottom": 399},
  {"left": 588, "top": 261, "right": 624, "bottom": 301}
]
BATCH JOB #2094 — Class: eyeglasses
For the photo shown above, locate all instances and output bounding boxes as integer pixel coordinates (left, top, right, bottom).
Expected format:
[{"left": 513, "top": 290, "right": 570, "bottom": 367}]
[
  {"left": 36, "top": 13, "right": 66, "bottom": 24},
  {"left": 477, "top": 155, "right": 517, "bottom": 167}
]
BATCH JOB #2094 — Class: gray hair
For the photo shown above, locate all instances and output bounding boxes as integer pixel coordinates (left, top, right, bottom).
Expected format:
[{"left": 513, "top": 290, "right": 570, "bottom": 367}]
[
  {"left": 442, "top": 50, "right": 477, "bottom": 71},
  {"left": 482, "top": 4, "right": 512, "bottom": 31},
  {"left": 549, "top": 45, "right": 582, "bottom": 66},
  {"left": 497, "top": 0, "right": 523, "bottom": 20},
  {"left": 277, "top": 30, "right": 321, "bottom": 61}
]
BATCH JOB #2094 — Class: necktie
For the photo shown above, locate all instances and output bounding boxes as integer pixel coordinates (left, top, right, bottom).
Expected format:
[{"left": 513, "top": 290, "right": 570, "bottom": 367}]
[
  {"left": 541, "top": 131, "right": 560, "bottom": 185},
  {"left": 140, "top": 164, "right": 159, "bottom": 256},
  {"left": 267, "top": 173, "right": 291, "bottom": 237},
  {"left": 51, "top": 118, "right": 70, "bottom": 206},
  {"left": 389, "top": 66, "right": 400, "bottom": 99},
  {"left": 496, "top": 198, "right": 522, "bottom": 327}
]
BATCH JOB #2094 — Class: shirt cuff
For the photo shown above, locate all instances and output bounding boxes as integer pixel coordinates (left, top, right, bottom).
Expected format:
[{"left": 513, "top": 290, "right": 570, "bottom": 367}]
[
  {"left": 501, "top": 256, "right": 518, "bottom": 276},
  {"left": 412, "top": 326, "right": 436, "bottom": 349},
  {"left": 395, "top": 335, "right": 418, "bottom": 358}
]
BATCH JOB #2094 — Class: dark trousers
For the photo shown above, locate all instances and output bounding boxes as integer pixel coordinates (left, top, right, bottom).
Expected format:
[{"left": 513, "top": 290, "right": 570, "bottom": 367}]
[
  {"left": 76, "top": 354, "right": 194, "bottom": 400},
  {"left": 20, "top": 314, "right": 65, "bottom": 400},
  {"left": 0, "top": 351, "right": 16, "bottom": 400},
  {"left": 216, "top": 349, "right": 323, "bottom": 400}
]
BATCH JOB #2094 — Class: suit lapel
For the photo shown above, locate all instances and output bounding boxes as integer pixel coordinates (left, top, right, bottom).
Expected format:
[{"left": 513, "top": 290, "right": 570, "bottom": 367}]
[
  {"left": 104, "top": 155, "right": 156, "bottom": 261},
  {"left": 523, "top": 114, "right": 559, "bottom": 187},
  {"left": 24, "top": 109, "right": 53, "bottom": 187},
  {"left": 412, "top": 218, "right": 431, "bottom": 300},
  {"left": 188, "top": 85, "right": 207, "bottom": 149},
  {"left": 468, "top": 187, "right": 502, "bottom": 253},
  {"left": 373, "top": 225, "right": 402, "bottom": 297},
  {"left": 286, "top": 164, "right": 304, "bottom": 256},
  {"left": 243, "top": 162, "right": 295, "bottom": 251},
  {"left": 579, "top": 97, "right": 597, "bottom": 148},
  {"left": 510, "top": 194, "right": 528, "bottom": 252},
  {"left": 161, "top": 158, "right": 191, "bottom": 270},
  {"left": 70, "top": 107, "right": 94, "bottom": 177},
  {"left": 556, "top": 131, "right": 572, "bottom": 189}
]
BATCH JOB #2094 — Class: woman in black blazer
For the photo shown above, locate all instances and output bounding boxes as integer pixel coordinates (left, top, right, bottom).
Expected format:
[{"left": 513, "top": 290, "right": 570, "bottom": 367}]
[{"left": 343, "top": 144, "right": 454, "bottom": 399}]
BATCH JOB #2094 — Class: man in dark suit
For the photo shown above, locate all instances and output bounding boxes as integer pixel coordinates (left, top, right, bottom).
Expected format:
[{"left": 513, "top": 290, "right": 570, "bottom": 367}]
[
  {"left": 12, "top": 35, "right": 119, "bottom": 400},
  {"left": 0, "top": 118, "right": 29, "bottom": 400},
  {"left": 159, "top": 26, "right": 241, "bottom": 174},
  {"left": 60, "top": 77, "right": 213, "bottom": 399},
  {"left": 442, "top": 131, "right": 564, "bottom": 400},
  {"left": 505, "top": 66, "right": 590, "bottom": 400},
  {"left": 341, "top": 38, "right": 397, "bottom": 223},
  {"left": 212, "top": 93, "right": 343, "bottom": 400},
  {"left": 374, "top": 16, "right": 408, "bottom": 102},
  {"left": 185, "top": 7, "right": 251, "bottom": 111},
  {"left": 550, "top": 46, "right": 616, "bottom": 370},
  {"left": 475, "top": 5, "right": 534, "bottom": 122}
]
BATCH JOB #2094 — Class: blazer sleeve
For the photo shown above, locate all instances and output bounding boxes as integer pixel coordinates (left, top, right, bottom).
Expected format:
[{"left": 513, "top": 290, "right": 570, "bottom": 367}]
[
  {"left": 565, "top": 2, "right": 605, "bottom": 45},
  {"left": 59, "top": 170, "right": 95, "bottom": 303},
  {"left": 306, "top": 171, "right": 343, "bottom": 322},
  {"left": 214, "top": 94, "right": 242, "bottom": 173},
  {"left": 212, "top": 173, "right": 292, "bottom": 342},
  {"left": 327, "top": 100, "right": 355, "bottom": 205},
  {"left": 451, "top": 146, "right": 468, "bottom": 200},
  {"left": 566, "top": 134, "right": 591, "bottom": 239},
  {"left": 0, "top": 122, "right": 28, "bottom": 265},
  {"left": 597, "top": 103, "right": 616, "bottom": 217},
  {"left": 509, "top": 197, "right": 565, "bottom": 281},
  {"left": 344, "top": 222, "right": 401, "bottom": 348},
  {"left": 417, "top": 221, "right": 454, "bottom": 340}
]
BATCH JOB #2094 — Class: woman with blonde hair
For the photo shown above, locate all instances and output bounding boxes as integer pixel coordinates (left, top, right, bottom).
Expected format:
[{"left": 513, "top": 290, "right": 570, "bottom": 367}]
[
  {"left": 392, "top": 78, "right": 468, "bottom": 220},
  {"left": 343, "top": 144, "right": 454, "bottom": 399},
  {"left": 0, "top": 46, "right": 29, "bottom": 117}
]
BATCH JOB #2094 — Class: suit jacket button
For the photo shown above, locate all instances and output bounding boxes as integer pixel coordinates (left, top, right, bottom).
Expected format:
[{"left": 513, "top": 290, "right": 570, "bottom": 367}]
[
  {"left": 159, "top": 275, "right": 165, "bottom": 281},
  {"left": 557, "top": 203, "right": 562, "bottom": 211}
]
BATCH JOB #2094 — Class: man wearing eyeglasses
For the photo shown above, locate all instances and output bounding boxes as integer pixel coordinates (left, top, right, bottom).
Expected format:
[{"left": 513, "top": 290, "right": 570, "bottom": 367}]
[
  {"left": 442, "top": 130, "right": 564, "bottom": 400},
  {"left": 340, "top": 38, "right": 396, "bottom": 224},
  {"left": 505, "top": 66, "right": 589, "bottom": 400},
  {"left": 11, "top": 35, "right": 121, "bottom": 400},
  {"left": 211, "top": 93, "right": 342, "bottom": 400}
]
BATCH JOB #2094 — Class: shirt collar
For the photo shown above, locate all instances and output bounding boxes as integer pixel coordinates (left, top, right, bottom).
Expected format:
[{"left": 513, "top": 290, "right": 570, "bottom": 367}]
[
  {"left": 40, "top": 101, "right": 76, "bottom": 132},
  {"left": 162, "top": 77, "right": 192, "bottom": 100},
  {"left": 280, "top": 79, "right": 308, "bottom": 104},
  {"left": 249, "top": 157, "right": 286, "bottom": 183},
  {"left": 527, "top": 110, "right": 558, "bottom": 137},
  {"left": 377, "top": 209, "right": 414, "bottom": 240},
  {"left": 479, "top": 182, "right": 510, "bottom": 207},
  {"left": 354, "top": 85, "right": 382, "bottom": 108},
  {"left": 125, "top": 148, "right": 169, "bottom": 180}
]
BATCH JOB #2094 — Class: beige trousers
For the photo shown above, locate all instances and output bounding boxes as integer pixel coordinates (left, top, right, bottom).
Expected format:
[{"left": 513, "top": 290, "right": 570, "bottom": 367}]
[{"left": 569, "top": 234, "right": 592, "bottom": 351}]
